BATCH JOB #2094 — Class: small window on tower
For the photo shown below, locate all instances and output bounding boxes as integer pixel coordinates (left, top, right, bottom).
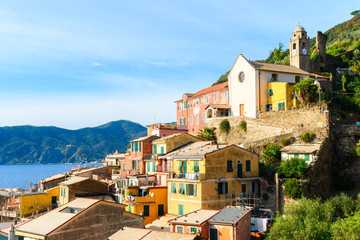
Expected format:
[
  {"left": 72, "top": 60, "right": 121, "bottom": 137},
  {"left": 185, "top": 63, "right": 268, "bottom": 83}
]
[
  {"left": 293, "top": 43, "right": 296, "bottom": 50},
  {"left": 271, "top": 74, "right": 277, "bottom": 81}
]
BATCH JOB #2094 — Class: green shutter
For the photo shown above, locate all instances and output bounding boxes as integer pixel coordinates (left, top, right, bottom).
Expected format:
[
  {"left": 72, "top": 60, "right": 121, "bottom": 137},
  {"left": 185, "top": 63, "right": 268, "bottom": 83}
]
[
  {"left": 147, "top": 162, "right": 150, "bottom": 172},
  {"left": 227, "top": 160, "right": 233, "bottom": 172},
  {"left": 131, "top": 142, "right": 134, "bottom": 152},
  {"left": 154, "top": 144, "right": 157, "bottom": 154},
  {"left": 186, "top": 184, "right": 189, "bottom": 195},
  {"left": 246, "top": 160, "right": 251, "bottom": 172},
  {"left": 137, "top": 160, "right": 140, "bottom": 171},
  {"left": 139, "top": 142, "right": 141, "bottom": 152},
  {"left": 161, "top": 146, "right": 164, "bottom": 154},
  {"left": 144, "top": 205, "right": 149, "bottom": 217},
  {"left": 193, "top": 184, "right": 197, "bottom": 196},
  {"left": 171, "top": 183, "right": 176, "bottom": 193},
  {"left": 218, "top": 182, "right": 222, "bottom": 194},
  {"left": 305, "top": 154, "right": 310, "bottom": 161},
  {"left": 123, "top": 163, "right": 125, "bottom": 171},
  {"left": 152, "top": 162, "right": 156, "bottom": 172},
  {"left": 178, "top": 204, "right": 184, "bottom": 215}
]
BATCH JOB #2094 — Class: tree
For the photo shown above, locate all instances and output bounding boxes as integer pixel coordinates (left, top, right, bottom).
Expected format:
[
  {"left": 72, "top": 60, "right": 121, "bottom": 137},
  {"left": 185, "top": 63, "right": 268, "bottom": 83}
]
[
  {"left": 331, "top": 212, "right": 360, "bottom": 240},
  {"left": 262, "top": 143, "right": 281, "bottom": 165},
  {"left": 351, "top": 10, "right": 360, "bottom": 17},
  {"left": 293, "top": 78, "right": 318, "bottom": 107},
  {"left": 283, "top": 178, "right": 302, "bottom": 199},
  {"left": 278, "top": 158, "right": 308, "bottom": 179},
  {"left": 352, "top": 60, "right": 360, "bottom": 73},
  {"left": 356, "top": 140, "right": 360, "bottom": 157},
  {"left": 197, "top": 127, "right": 217, "bottom": 142}
]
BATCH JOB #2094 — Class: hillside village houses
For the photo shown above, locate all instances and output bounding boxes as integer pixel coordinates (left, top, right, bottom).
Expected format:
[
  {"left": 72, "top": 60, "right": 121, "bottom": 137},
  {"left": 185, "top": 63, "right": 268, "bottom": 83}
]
[
  {"left": 176, "top": 25, "right": 330, "bottom": 134},
  {"left": 0, "top": 25, "right": 329, "bottom": 240}
]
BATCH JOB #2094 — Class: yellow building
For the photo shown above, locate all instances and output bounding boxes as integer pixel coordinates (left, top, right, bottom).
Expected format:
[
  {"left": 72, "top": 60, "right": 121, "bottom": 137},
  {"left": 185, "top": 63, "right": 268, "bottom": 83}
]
[
  {"left": 167, "top": 144, "right": 259, "bottom": 216},
  {"left": 267, "top": 82, "right": 300, "bottom": 111},
  {"left": 148, "top": 133, "right": 202, "bottom": 174},
  {"left": 19, "top": 186, "right": 59, "bottom": 218},
  {"left": 124, "top": 186, "right": 167, "bottom": 225}
]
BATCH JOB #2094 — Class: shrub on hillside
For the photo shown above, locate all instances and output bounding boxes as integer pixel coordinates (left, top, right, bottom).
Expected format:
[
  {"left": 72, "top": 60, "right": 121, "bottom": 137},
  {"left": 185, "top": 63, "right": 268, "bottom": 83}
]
[
  {"left": 283, "top": 178, "right": 302, "bottom": 199},
  {"left": 262, "top": 143, "right": 281, "bottom": 165},
  {"left": 293, "top": 78, "right": 318, "bottom": 108},
  {"left": 280, "top": 137, "right": 291, "bottom": 146},
  {"left": 278, "top": 158, "right": 308, "bottom": 179},
  {"left": 239, "top": 120, "right": 247, "bottom": 133},
  {"left": 299, "top": 132, "right": 315, "bottom": 143},
  {"left": 219, "top": 119, "right": 230, "bottom": 134}
]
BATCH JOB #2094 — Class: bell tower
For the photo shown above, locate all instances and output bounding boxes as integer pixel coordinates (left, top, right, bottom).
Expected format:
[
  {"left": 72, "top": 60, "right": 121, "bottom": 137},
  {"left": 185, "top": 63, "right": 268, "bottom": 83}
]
[{"left": 289, "top": 25, "right": 310, "bottom": 72}]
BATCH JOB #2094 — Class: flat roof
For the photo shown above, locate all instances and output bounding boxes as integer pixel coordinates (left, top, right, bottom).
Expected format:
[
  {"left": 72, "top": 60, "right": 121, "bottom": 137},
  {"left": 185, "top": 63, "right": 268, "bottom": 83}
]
[
  {"left": 281, "top": 144, "right": 321, "bottom": 154},
  {"left": 170, "top": 209, "right": 219, "bottom": 225},
  {"left": 207, "top": 206, "right": 250, "bottom": 224},
  {"left": 108, "top": 227, "right": 197, "bottom": 240},
  {"left": 59, "top": 176, "right": 88, "bottom": 186},
  {"left": 145, "top": 214, "right": 178, "bottom": 231},
  {"left": 15, "top": 198, "right": 100, "bottom": 236}
]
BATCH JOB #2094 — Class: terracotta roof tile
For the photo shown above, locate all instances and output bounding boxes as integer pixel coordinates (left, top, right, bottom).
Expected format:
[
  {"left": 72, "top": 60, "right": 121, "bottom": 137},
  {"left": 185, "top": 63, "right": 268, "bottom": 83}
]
[{"left": 192, "top": 82, "right": 228, "bottom": 97}]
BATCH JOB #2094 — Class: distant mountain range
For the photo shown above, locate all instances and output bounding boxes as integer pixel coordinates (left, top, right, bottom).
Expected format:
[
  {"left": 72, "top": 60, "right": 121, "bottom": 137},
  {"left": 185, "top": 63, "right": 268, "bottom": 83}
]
[{"left": 0, "top": 120, "right": 147, "bottom": 164}]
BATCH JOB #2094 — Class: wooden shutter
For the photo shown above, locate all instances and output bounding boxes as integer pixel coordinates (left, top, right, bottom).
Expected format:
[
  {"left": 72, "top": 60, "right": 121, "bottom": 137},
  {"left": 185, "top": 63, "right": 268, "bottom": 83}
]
[
  {"left": 218, "top": 182, "right": 222, "bottom": 194},
  {"left": 193, "top": 184, "right": 197, "bottom": 196},
  {"left": 246, "top": 160, "right": 251, "bottom": 172},
  {"left": 186, "top": 184, "right": 189, "bottom": 195},
  {"left": 225, "top": 182, "right": 228, "bottom": 194}
]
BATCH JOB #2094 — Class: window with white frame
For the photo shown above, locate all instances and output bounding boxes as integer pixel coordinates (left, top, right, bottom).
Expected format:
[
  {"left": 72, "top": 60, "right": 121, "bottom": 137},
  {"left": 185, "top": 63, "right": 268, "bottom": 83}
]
[
  {"left": 199, "top": 97, "right": 202, "bottom": 105},
  {"left": 196, "top": 114, "right": 199, "bottom": 124},
  {"left": 176, "top": 226, "right": 184, "bottom": 233},
  {"left": 214, "top": 93, "right": 218, "bottom": 102},
  {"left": 203, "top": 112, "right": 206, "bottom": 122},
  {"left": 190, "top": 115, "right": 193, "bottom": 125},
  {"left": 206, "top": 95, "right": 209, "bottom": 104}
]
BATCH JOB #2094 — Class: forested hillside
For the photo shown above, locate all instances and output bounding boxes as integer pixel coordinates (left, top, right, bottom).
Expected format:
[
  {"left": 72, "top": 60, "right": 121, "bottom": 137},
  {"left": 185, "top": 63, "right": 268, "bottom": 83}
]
[{"left": 0, "top": 120, "right": 146, "bottom": 164}]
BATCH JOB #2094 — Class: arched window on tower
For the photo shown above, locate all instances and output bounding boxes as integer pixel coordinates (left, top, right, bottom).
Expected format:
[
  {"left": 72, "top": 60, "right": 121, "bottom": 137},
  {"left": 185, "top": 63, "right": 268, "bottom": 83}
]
[
  {"left": 302, "top": 42, "right": 306, "bottom": 49},
  {"left": 293, "top": 43, "right": 296, "bottom": 50}
]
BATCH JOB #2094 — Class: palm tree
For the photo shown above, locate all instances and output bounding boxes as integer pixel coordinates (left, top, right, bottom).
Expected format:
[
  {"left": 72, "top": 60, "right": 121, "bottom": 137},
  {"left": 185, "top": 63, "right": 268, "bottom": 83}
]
[{"left": 197, "top": 127, "right": 217, "bottom": 142}]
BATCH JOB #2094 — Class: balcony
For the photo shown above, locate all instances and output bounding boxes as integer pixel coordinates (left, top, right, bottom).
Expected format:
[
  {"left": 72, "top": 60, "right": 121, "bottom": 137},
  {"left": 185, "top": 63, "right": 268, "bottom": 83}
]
[
  {"left": 241, "top": 171, "right": 258, "bottom": 178},
  {"left": 126, "top": 195, "right": 155, "bottom": 204},
  {"left": 172, "top": 172, "right": 205, "bottom": 180}
]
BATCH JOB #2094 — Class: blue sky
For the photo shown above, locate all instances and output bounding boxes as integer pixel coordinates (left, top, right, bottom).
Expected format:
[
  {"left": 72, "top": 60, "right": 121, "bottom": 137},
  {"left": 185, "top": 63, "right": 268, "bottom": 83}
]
[{"left": 0, "top": 0, "right": 357, "bottom": 129}]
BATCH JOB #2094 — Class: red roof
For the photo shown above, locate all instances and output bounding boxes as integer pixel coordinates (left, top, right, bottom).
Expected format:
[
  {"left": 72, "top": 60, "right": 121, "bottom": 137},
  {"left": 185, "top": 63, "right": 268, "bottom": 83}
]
[{"left": 192, "top": 82, "right": 228, "bottom": 97}]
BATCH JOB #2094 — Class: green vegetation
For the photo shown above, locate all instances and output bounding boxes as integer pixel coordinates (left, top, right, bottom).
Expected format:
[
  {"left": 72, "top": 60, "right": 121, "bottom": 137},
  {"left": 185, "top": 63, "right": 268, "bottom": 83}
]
[
  {"left": 262, "top": 143, "right": 281, "bottom": 165},
  {"left": 219, "top": 119, "right": 230, "bottom": 134},
  {"left": 197, "top": 127, "right": 217, "bottom": 142},
  {"left": 212, "top": 71, "right": 229, "bottom": 86},
  {"left": 0, "top": 120, "right": 147, "bottom": 164},
  {"left": 267, "top": 194, "right": 360, "bottom": 240},
  {"left": 283, "top": 178, "right": 302, "bottom": 199},
  {"left": 239, "top": 120, "right": 247, "bottom": 133},
  {"left": 356, "top": 140, "right": 360, "bottom": 157},
  {"left": 278, "top": 158, "right": 308, "bottom": 179},
  {"left": 299, "top": 132, "right": 315, "bottom": 143},
  {"left": 262, "top": 43, "right": 290, "bottom": 65},
  {"left": 293, "top": 78, "right": 318, "bottom": 108},
  {"left": 280, "top": 137, "right": 291, "bottom": 146}
]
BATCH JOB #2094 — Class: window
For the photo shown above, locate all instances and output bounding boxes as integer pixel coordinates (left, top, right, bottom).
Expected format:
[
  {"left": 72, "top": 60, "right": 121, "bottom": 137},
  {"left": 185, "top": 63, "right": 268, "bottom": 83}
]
[
  {"left": 304, "top": 154, "right": 310, "bottom": 162},
  {"left": 214, "top": 93, "right": 218, "bottom": 102},
  {"left": 266, "top": 104, "right": 272, "bottom": 112},
  {"left": 137, "top": 160, "right": 140, "bottom": 171},
  {"left": 143, "top": 205, "right": 149, "bottom": 217},
  {"left": 158, "top": 204, "right": 164, "bottom": 216},
  {"left": 132, "top": 160, "right": 136, "bottom": 169},
  {"left": 295, "top": 76, "right": 300, "bottom": 83},
  {"left": 271, "top": 74, "right": 278, "bottom": 81},
  {"left": 131, "top": 142, "right": 134, "bottom": 152},
  {"left": 178, "top": 204, "right": 184, "bottom": 215},
  {"left": 177, "top": 226, "right": 184, "bottom": 233},
  {"left": 242, "top": 184, "right": 247, "bottom": 193},
  {"left": 193, "top": 161, "right": 199, "bottom": 173},
  {"left": 210, "top": 228, "right": 218, "bottom": 240},
  {"left": 227, "top": 160, "right": 233, "bottom": 172},
  {"left": 190, "top": 227, "right": 198, "bottom": 234},
  {"left": 206, "top": 95, "right": 209, "bottom": 104},
  {"left": 239, "top": 72, "right": 245, "bottom": 82},
  {"left": 196, "top": 114, "right": 199, "bottom": 124},
  {"left": 186, "top": 184, "right": 197, "bottom": 196},
  {"left": 217, "top": 182, "right": 228, "bottom": 194},
  {"left": 153, "top": 144, "right": 157, "bottom": 154},
  {"left": 177, "top": 105, "right": 180, "bottom": 110},
  {"left": 199, "top": 97, "right": 202, "bottom": 105},
  {"left": 184, "top": 100, "right": 188, "bottom": 109},
  {"left": 190, "top": 115, "right": 193, "bottom": 125},
  {"left": 160, "top": 146, "right": 164, "bottom": 154},
  {"left": 152, "top": 162, "right": 156, "bottom": 172},
  {"left": 139, "top": 142, "right": 141, "bottom": 152},
  {"left": 225, "top": 91, "right": 228, "bottom": 100},
  {"left": 269, "top": 89, "right": 273, "bottom": 97},
  {"left": 278, "top": 102, "right": 285, "bottom": 111},
  {"left": 146, "top": 162, "right": 150, "bottom": 172},
  {"left": 246, "top": 160, "right": 251, "bottom": 172},
  {"left": 135, "top": 142, "right": 138, "bottom": 152},
  {"left": 123, "top": 163, "right": 126, "bottom": 171},
  {"left": 171, "top": 183, "right": 176, "bottom": 193},
  {"left": 179, "top": 183, "right": 185, "bottom": 194},
  {"left": 203, "top": 112, "right": 206, "bottom": 122}
]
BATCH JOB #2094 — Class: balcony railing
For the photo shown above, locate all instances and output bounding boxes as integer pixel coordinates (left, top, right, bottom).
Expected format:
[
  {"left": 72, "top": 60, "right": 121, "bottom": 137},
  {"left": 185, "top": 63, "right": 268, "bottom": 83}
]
[
  {"left": 173, "top": 172, "right": 204, "bottom": 180},
  {"left": 127, "top": 195, "right": 155, "bottom": 204}
]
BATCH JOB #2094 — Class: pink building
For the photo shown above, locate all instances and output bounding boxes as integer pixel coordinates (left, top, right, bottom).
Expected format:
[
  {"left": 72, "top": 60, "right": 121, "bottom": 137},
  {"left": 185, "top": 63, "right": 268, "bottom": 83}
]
[
  {"left": 175, "top": 82, "right": 229, "bottom": 134},
  {"left": 146, "top": 123, "right": 188, "bottom": 137}
]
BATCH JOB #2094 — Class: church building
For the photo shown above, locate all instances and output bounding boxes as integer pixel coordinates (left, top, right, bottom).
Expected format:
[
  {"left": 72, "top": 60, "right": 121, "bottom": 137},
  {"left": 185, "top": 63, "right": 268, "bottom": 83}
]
[{"left": 176, "top": 26, "right": 326, "bottom": 133}]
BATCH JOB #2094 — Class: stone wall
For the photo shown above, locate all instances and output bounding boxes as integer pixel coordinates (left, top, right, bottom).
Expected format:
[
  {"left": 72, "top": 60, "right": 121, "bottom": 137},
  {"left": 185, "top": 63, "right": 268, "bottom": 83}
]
[{"left": 206, "top": 108, "right": 329, "bottom": 145}]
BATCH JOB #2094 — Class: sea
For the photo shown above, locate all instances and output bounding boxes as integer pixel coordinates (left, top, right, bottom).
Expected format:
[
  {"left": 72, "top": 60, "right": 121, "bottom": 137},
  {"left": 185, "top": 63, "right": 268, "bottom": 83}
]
[{"left": 0, "top": 163, "right": 102, "bottom": 190}]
